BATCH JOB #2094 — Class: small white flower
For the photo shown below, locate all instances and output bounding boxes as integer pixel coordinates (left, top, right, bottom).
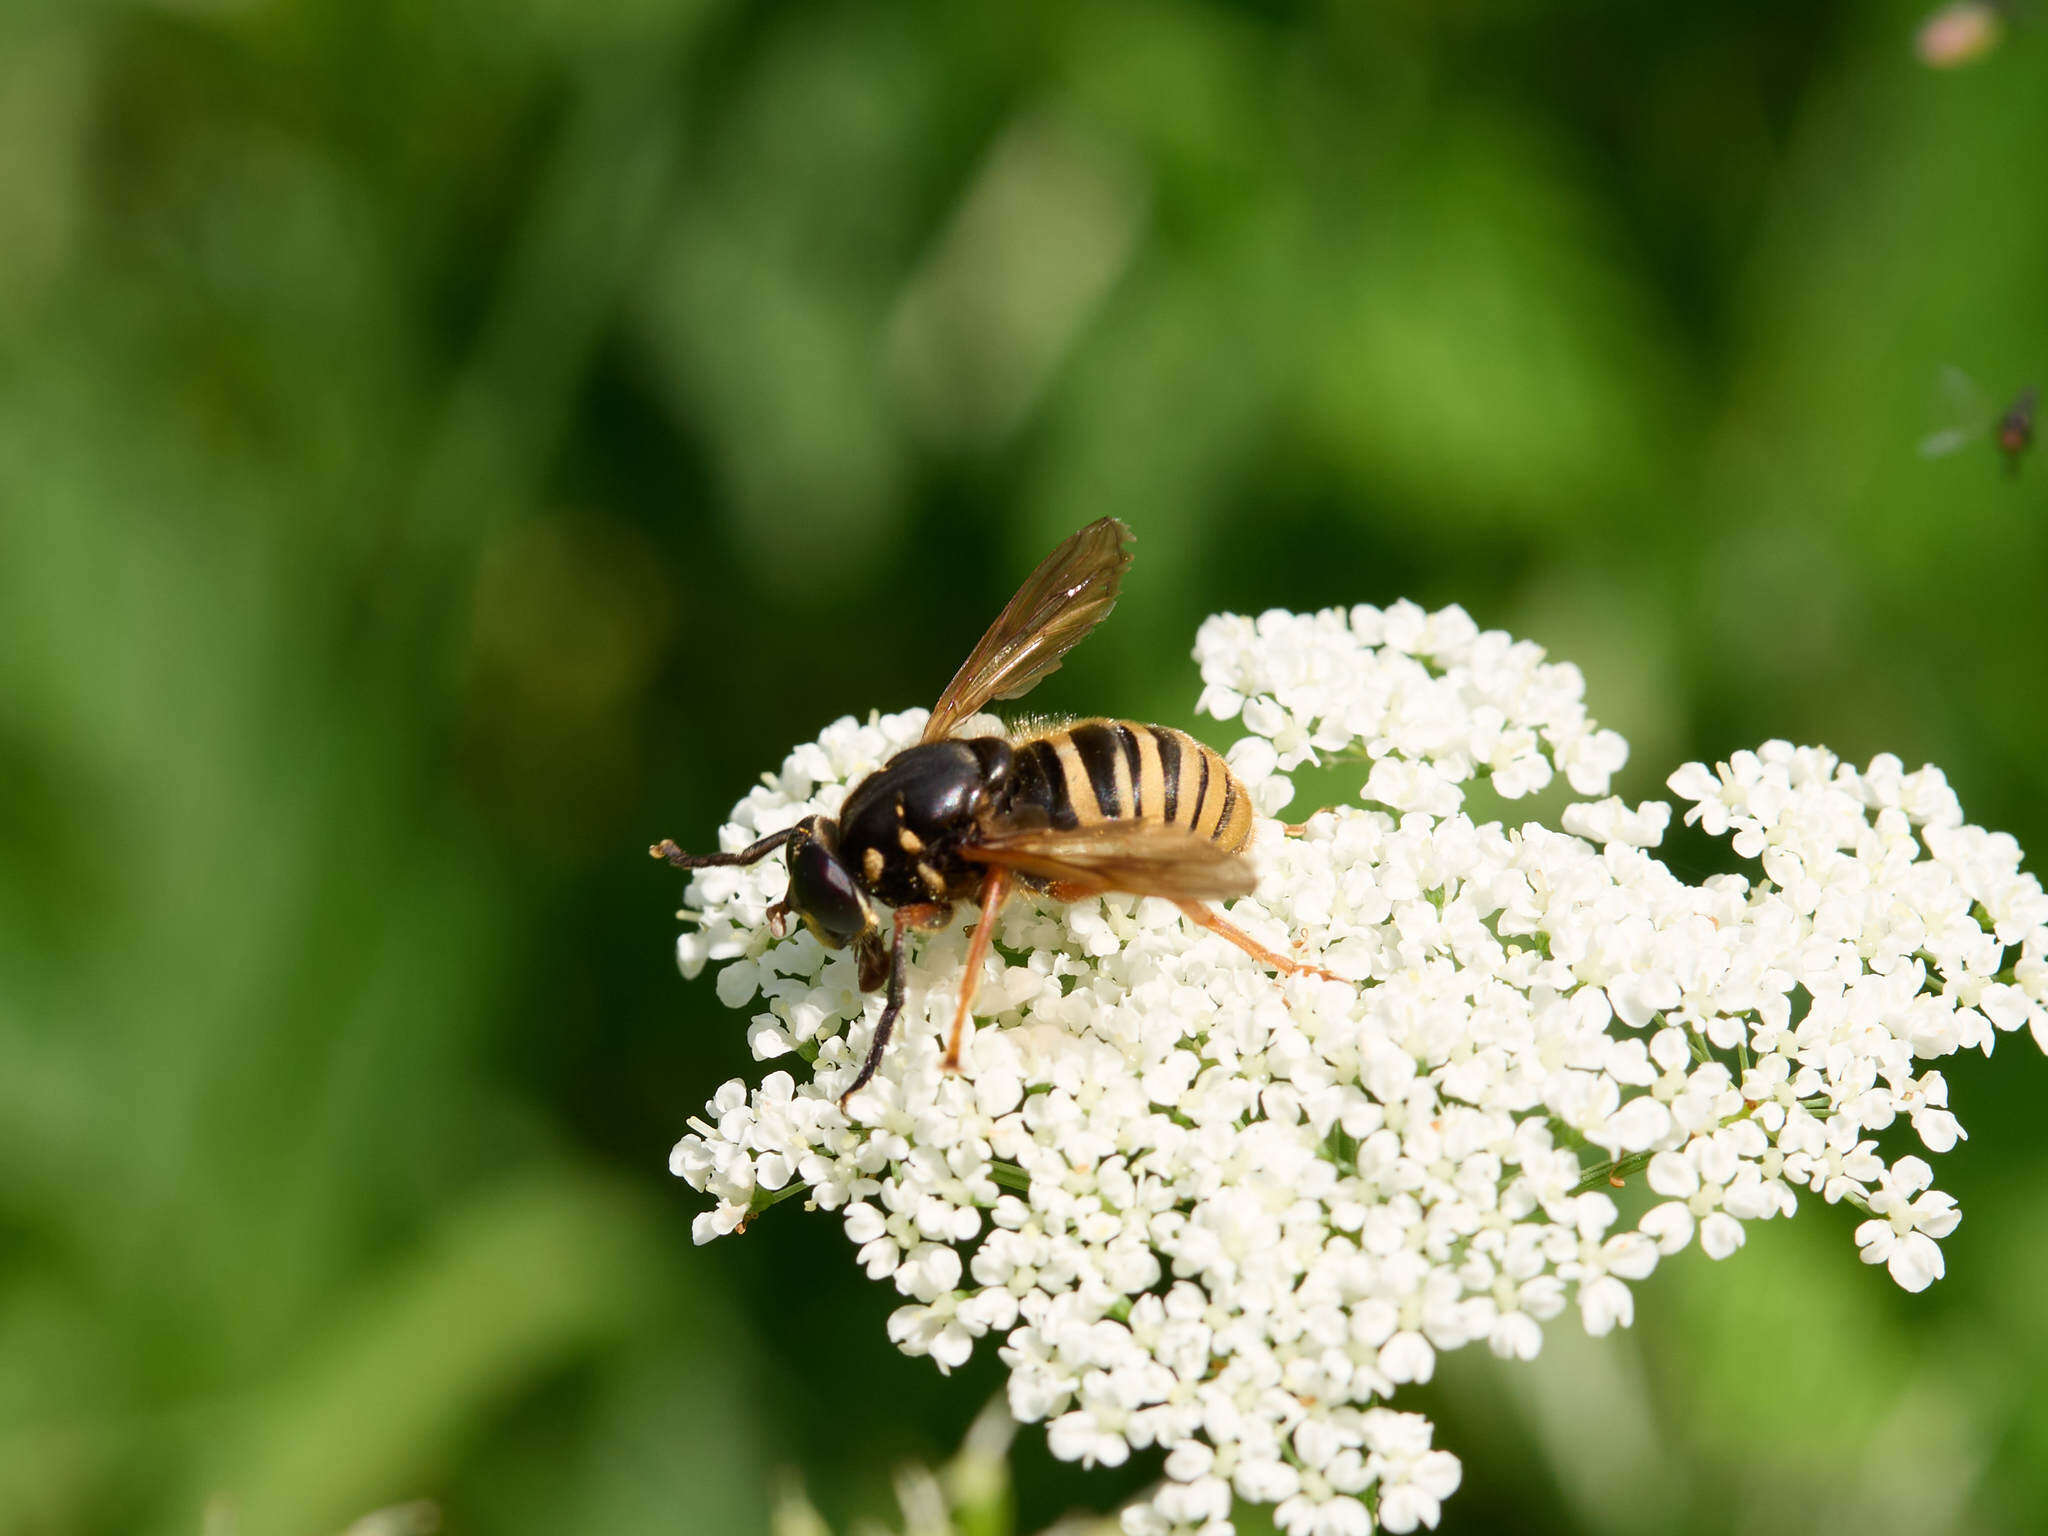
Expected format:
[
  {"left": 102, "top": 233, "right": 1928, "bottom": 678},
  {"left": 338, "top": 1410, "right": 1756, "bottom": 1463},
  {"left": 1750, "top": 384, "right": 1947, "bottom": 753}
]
[
  {"left": 661, "top": 606, "right": 2048, "bottom": 1535},
  {"left": 1853, "top": 1155, "right": 1962, "bottom": 1292}
]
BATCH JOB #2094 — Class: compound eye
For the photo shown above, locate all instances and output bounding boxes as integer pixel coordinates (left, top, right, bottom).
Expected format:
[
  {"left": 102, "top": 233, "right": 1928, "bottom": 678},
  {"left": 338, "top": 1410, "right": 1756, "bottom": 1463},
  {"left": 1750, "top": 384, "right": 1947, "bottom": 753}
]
[{"left": 786, "top": 825, "right": 872, "bottom": 949}]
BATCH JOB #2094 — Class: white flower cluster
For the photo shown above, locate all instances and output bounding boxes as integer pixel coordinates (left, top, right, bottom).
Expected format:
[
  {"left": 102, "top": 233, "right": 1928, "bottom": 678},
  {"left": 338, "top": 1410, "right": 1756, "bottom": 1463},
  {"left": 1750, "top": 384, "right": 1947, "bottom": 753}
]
[{"left": 666, "top": 601, "right": 2048, "bottom": 1536}]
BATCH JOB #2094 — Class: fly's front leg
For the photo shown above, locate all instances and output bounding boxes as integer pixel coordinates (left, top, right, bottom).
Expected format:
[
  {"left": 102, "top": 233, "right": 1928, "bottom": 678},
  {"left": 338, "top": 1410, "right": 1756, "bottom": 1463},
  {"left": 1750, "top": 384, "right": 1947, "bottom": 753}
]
[{"left": 840, "top": 902, "right": 950, "bottom": 1111}]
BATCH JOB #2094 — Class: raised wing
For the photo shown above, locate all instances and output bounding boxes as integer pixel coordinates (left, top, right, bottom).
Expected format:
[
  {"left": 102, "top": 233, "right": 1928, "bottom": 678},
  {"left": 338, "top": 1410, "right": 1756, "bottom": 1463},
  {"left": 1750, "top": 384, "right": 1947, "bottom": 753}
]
[
  {"left": 922, "top": 518, "right": 1134, "bottom": 744},
  {"left": 963, "top": 819, "right": 1257, "bottom": 902}
]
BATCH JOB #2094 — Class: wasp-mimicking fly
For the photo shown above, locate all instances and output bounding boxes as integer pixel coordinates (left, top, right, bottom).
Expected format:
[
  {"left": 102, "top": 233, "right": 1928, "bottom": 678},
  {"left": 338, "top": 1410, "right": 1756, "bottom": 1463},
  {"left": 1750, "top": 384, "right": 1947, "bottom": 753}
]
[{"left": 653, "top": 519, "right": 1335, "bottom": 1106}]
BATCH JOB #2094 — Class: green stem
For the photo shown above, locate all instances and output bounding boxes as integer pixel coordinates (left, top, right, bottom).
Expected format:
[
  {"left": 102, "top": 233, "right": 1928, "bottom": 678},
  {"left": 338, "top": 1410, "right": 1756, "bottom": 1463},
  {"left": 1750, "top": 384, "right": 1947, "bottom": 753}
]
[
  {"left": 744, "top": 1180, "right": 811, "bottom": 1221},
  {"left": 990, "top": 1161, "right": 1031, "bottom": 1193},
  {"left": 1570, "top": 1151, "right": 1654, "bottom": 1196},
  {"left": 1570, "top": 1100, "right": 1764, "bottom": 1196}
]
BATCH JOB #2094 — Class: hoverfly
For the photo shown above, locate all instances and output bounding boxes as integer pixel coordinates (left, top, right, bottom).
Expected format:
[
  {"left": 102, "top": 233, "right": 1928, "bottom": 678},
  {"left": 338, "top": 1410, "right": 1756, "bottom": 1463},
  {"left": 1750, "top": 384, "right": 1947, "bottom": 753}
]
[
  {"left": 1920, "top": 366, "right": 2036, "bottom": 475},
  {"left": 653, "top": 519, "right": 1334, "bottom": 1107}
]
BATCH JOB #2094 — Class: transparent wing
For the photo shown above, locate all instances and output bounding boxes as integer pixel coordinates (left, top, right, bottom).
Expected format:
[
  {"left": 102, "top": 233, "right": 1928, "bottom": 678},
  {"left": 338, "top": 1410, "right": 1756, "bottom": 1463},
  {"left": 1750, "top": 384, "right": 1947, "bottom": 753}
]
[
  {"left": 1922, "top": 365, "right": 1990, "bottom": 458},
  {"left": 923, "top": 519, "right": 1134, "bottom": 743},
  {"left": 964, "top": 819, "right": 1257, "bottom": 902},
  {"left": 1919, "top": 426, "right": 1978, "bottom": 459}
]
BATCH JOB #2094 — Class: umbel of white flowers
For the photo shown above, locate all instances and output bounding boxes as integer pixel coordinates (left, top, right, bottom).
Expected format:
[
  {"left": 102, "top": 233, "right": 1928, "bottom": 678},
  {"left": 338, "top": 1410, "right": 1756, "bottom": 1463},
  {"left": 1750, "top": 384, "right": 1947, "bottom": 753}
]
[{"left": 668, "top": 602, "right": 2048, "bottom": 1536}]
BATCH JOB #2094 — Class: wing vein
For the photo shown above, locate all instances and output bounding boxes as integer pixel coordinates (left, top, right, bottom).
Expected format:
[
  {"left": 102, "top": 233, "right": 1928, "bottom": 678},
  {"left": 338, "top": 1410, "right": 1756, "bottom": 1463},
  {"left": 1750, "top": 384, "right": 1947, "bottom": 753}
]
[{"left": 922, "top": 519, "right": 1134, "bottom": 743}]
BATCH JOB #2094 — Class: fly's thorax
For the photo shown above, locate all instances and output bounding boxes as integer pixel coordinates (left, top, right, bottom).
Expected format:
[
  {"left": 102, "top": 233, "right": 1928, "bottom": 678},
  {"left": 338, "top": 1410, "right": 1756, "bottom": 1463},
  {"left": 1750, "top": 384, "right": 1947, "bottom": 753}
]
[{"left": 836, "top": 737, "right": 1013, "bottom": 905}]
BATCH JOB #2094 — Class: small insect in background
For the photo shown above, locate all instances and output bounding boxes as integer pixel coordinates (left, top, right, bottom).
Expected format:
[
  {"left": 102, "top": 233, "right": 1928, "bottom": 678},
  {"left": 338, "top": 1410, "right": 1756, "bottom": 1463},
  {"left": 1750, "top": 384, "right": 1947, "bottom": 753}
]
[
  {"left": 1920, "top": 366, "right": 2037, "bottom": 476},
  {"left": 652, "top": 519, "right": 1337, "bottom": 1109}
]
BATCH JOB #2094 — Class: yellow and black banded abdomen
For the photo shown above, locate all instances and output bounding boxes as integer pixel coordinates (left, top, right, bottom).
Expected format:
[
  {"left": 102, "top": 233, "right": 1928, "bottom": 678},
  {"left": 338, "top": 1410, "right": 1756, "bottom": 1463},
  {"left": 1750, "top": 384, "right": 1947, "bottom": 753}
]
[{"left": 1009, "top": 719, "right": 1253, "bottom": 854}]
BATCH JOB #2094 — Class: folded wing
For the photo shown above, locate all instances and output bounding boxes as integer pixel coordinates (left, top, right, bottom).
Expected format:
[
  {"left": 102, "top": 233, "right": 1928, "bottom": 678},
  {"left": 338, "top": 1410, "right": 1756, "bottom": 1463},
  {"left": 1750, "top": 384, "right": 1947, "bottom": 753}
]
[{"left": 963, "top": 818, "right": 1257, "bottom": 901}]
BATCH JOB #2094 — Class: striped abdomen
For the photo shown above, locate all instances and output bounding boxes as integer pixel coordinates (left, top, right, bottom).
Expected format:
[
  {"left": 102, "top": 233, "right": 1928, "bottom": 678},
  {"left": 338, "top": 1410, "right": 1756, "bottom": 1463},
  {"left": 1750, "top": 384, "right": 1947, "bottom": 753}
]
[{"left": 1007, "top": 719, "right": 1252, "bottom": 853}]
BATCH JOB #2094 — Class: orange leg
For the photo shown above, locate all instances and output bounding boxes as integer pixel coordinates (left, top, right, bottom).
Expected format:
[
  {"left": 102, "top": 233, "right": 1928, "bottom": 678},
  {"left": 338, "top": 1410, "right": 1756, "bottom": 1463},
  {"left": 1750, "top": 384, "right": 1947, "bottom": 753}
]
[
  {"left": 943, "top": 867, "right": 1012, "bottom": 1071},
  {"left": 1175, "top": 900, "right": 1342, "bottom": 983},
  {"left": 896, "top": 902, "right": 954, "bottom": 932}
]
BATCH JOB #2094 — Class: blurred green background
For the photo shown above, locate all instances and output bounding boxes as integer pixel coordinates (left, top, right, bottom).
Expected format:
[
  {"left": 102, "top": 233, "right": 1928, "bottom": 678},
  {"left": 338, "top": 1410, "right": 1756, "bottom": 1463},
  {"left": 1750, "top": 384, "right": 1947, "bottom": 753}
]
[{"left": 4, "top": 1, "right": 2047, "bottom": 1533}]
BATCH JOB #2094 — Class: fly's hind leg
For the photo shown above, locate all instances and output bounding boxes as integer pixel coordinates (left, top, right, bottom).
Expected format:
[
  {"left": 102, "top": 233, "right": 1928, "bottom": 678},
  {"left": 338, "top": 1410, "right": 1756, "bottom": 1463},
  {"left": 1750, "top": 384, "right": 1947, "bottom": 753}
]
[
  {"left": 1281, "top": 808, "right": 1345, "bottom": 836},
  {"left": 1271, "top": 812, "right": 1344, "bottom": 960},
  {"left": 1174, "top": 900, "right": 1342, "bottom": 985}
]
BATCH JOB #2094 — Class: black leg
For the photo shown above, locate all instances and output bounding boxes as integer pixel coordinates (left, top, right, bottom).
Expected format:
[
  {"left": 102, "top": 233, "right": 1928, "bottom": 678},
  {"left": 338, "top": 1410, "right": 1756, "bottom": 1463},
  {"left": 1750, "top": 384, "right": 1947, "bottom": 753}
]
[
  {"left": 841, "top": 912, "right": 917, "bottom": 1111},
  {"left": 650, "top": 826, "right": 796, "bottom": 869}
]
